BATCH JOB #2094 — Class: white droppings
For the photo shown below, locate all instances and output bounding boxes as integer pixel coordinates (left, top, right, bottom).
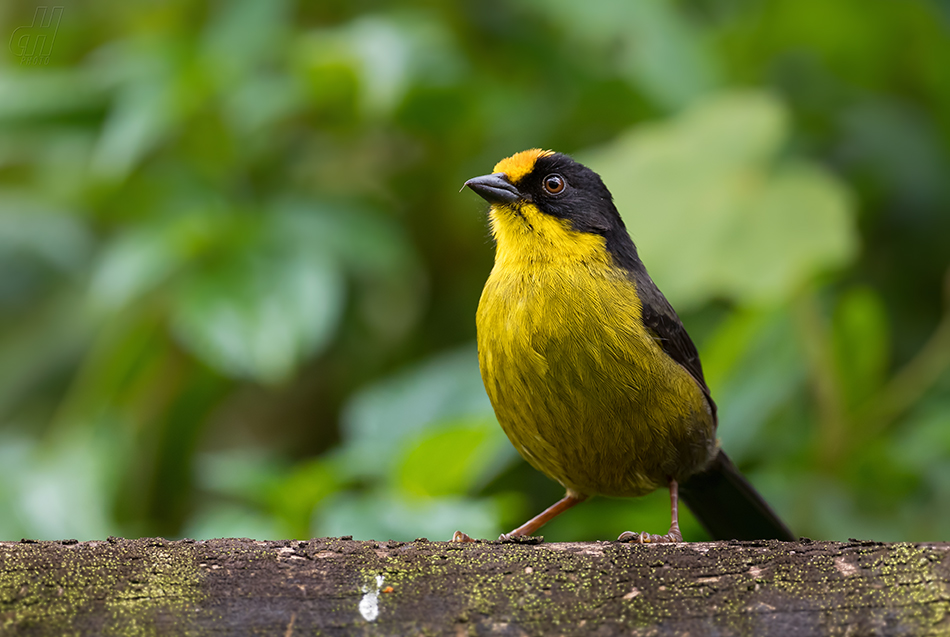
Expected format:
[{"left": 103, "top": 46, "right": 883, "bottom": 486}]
[
  {"left": 749, "top": 566, "right": 763, "bottom": 579},
  {"left": 835, "top": 556, "right": 858, "bottom": 577},
  {"left": 524, "top": 566, "right": 534, "bottom": 574},
  {"left": 359, "top": 574, "right": 384, "bottom": 621}
]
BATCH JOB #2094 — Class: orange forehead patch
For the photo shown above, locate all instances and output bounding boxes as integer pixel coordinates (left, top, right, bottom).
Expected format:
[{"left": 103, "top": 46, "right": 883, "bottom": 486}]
[{"left": 493, "top": 149, "right": 554, "bottom": 184}]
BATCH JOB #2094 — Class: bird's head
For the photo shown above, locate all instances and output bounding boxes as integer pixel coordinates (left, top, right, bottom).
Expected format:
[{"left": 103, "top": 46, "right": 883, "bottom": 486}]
[{"left": 465, "top": 149, "right": 634, "bottom": 267}]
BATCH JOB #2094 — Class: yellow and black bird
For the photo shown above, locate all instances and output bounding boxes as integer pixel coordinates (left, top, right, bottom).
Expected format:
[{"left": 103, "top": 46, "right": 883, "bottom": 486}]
[{"left": 457, "top": 149, "right": 793, "bottom": 543}]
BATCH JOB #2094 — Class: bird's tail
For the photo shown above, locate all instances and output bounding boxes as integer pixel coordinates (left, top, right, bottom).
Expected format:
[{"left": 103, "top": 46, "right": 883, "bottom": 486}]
[{"left": 680, "top": 450, "right": 795, "bottom": 541}]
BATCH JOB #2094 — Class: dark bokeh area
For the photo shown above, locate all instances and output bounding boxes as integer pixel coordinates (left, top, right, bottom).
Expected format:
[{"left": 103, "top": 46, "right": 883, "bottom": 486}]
[{"left": 1, "top": 0, "right": 948, "bottom": 543}]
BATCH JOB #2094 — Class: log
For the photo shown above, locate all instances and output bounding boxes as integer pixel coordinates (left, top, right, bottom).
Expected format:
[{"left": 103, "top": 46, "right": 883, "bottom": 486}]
[{"left": 1, "top": 537, "right": 948, "bottom": 635}]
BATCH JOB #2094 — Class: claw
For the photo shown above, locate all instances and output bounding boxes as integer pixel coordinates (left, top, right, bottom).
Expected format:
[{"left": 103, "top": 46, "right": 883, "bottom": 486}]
[{"left": 452, "top": 530, "right": 476, "bottom": 543}]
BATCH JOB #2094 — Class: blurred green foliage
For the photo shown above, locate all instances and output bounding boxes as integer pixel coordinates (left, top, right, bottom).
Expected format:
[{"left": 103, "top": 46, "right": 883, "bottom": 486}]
[{"left": 1, "top": 0, "right": 948, "bottom": 543}]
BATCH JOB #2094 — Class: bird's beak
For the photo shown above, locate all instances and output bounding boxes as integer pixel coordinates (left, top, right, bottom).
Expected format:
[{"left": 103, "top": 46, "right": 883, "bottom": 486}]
[{"left": 464, "top": 173, "right": 520, "bottom": 204}]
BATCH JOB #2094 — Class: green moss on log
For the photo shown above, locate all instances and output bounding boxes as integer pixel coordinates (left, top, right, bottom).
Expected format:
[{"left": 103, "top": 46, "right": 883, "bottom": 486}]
[{"left": 0, "top": 539, "right": 205, "bottom": 636}]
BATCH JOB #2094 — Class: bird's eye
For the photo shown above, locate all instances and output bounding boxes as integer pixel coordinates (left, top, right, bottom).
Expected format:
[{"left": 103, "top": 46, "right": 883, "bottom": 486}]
[{"left": 542, "top": 174, "right": 565, "bottom": 195}]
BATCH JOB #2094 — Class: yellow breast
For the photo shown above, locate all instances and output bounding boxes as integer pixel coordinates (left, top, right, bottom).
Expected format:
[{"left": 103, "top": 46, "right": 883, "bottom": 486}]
[{"left": 476, "top": 203, "right": 716, "bottom": 497}]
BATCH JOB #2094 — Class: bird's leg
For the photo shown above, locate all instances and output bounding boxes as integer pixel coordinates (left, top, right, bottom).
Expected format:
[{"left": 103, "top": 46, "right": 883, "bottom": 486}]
[
  {"left": 617, "top": 478, "right": 683, "bottom": 544},
  {"left": 501, "top": 492, "right": 588, "bottom": 540},
  {"left": 452, "top": 492, "right": 587, "bottom": 543}
]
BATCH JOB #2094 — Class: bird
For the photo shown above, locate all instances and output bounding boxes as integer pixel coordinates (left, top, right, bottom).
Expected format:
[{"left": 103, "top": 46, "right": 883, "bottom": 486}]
[{"left": 454, "top": 148, "right": 794, "bottom": 543}]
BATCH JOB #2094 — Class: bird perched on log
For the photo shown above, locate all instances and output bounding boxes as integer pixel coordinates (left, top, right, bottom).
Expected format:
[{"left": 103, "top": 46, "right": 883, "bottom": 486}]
[{"left": 455, "top": 149, "right": 793, "bottom": 543}]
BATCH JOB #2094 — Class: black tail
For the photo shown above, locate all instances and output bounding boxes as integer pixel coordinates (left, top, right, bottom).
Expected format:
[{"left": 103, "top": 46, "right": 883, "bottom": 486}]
[{"left": 680, "top": 450, "right": 795, "bottom": 541}]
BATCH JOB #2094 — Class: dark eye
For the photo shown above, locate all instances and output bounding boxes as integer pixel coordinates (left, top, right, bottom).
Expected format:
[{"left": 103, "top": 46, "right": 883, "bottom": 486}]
[{"left": 542, "top": 174, "right": 565, "bottom": 195}]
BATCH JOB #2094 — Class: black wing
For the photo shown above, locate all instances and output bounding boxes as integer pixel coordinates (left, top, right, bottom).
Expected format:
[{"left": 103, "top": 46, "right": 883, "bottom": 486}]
[{"left": 630, "top": 266, "right": 717, "bottom": 422}]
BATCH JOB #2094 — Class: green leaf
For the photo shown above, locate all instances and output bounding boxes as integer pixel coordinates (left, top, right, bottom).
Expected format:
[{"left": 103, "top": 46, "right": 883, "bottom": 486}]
[
  {"left": 700, "top": 306, "right": 806, "bottom": 461},
  {"left": 271, "top": 199, "right": 425, "bottom": 340},
  {"left": 89, "top": 228, "right": 180, "bottom": 311},
  {"left": 396, "top": 419, "right": 509, "bottom": 498},
  {"left": 893, "top": 401, "right": 950, "bottom": 473},
  {"left": 338, "top": 347, "right": 497, "bottom": 479},
  {"left": 515, "top": 0, "right": 717, "bottom": 109},
  {"left": 0, "top": 71, "right": 105, "bottom": 123},
  {"left": 0, "top": 196, "right": 92, "bottom": 274},
  {"left": 583, "top": 91, "right": 858, "bottom": 310},
  {"left": 90, "top": 74, "right": 177, "bottom": 182},
  {"left": 89, "top": 213, "right": 219, "bottom": 311},
  {"left": 267, "top": 458, "right": 342, "bottom": 537},
  {"left": 832, "top": 286, "right": 890, "bottom": 410},
  {"left": 171, "top": 250, "right": 344, "bottom": 384},
  {"left": 202, "top": 0, "right": 292, "bottom": 83},
  {"left": 295, "top": 12, "right": 463, "bottom": 117},
  {"left": 0, "top": 433, "right": 118, "bottom": 540}
]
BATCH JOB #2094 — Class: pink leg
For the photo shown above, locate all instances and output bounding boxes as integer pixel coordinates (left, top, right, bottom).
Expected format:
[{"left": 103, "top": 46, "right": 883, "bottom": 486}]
[
  {"left": 501, "top": 493, "right": 588, "bottom": 540},
  {"left": 617, "top": 479, "right": 683, "bottom": 544},
  {"left": 452, "top": 492, "right": 588, "bottom": 543}
]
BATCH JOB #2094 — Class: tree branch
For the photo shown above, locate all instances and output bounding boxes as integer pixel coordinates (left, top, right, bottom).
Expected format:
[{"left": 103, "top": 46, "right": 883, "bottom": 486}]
[{"left": 2, "top": 537, "right": 948, "bottom": 635}]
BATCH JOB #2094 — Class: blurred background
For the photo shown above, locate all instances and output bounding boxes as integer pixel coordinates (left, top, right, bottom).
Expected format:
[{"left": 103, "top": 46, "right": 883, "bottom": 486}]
[{"left": 1, "top": 0, "right": 948, "bottom": 543}]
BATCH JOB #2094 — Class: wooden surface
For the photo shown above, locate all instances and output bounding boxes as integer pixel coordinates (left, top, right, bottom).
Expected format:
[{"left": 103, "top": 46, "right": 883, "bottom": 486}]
[{"left": 1, "top": 537, "right": 949, "bottom": 635}]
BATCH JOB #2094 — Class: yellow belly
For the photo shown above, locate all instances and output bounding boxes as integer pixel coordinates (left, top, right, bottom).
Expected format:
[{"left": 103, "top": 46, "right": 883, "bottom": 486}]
[{"left": 476, "top": 261, "right": 716, "bottom": 498}]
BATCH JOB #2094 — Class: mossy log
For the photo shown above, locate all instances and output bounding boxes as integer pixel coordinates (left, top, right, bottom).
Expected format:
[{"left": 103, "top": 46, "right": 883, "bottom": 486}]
[{"left": 1, "top": 537, "right": 949, "bottom": 635}]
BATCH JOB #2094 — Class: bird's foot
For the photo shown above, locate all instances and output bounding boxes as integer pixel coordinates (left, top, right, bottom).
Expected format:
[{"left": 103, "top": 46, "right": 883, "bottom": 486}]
[
  {"left": 617, "top": 529, "right": 683, "bottom": 544},
  {"left": 452, "top": 531, "right": 476, "bottom": 543}
]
